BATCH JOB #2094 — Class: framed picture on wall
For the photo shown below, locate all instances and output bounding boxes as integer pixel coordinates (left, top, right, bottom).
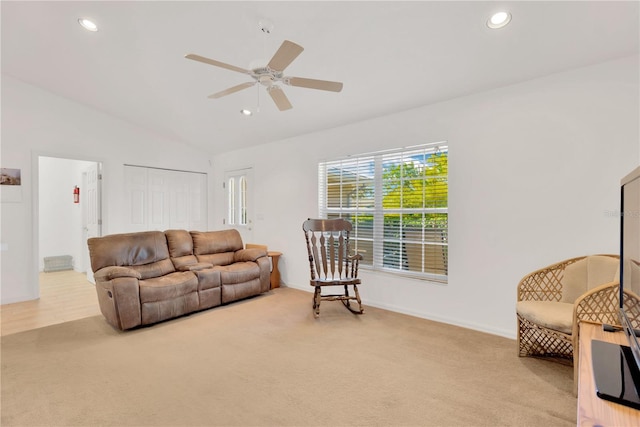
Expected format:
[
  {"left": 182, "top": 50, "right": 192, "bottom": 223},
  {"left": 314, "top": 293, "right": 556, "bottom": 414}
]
[{"left": 1, "top": 167, "right": 23, "bottom": 202}]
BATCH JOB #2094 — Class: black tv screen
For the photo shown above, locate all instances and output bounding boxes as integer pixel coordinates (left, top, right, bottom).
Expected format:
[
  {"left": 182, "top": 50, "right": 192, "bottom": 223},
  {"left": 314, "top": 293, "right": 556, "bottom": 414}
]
[
  {"left": 620, "top": 166, "right": 640, "bottom": 374},
  {"left": 591, "top": 166, "right": 640, "bottom": 410}
]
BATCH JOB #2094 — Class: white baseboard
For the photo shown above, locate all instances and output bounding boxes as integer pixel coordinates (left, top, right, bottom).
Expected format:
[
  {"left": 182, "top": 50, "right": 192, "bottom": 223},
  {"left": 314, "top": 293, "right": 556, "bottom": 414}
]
[{"left": 283, "top": 283, "right": 516, "bottom": 340}]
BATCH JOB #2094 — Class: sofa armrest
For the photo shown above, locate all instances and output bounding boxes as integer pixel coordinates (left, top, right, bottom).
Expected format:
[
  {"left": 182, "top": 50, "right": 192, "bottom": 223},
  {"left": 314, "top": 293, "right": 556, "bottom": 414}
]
[
  {"left": 234, "top": 248, "right": 267, "bottom": 262},
  {"left": 94, "top": 266, "right": 142, "bottom": 281},
  {"left": 94, "top": 275, "right": 142, "bottom": 331},
  {"left": 177, "top": 262, "right": 214, "bottom": 272}
]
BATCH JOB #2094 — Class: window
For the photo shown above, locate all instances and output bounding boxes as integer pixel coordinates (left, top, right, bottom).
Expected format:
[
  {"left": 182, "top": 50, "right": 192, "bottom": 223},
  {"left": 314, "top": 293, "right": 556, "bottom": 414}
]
[
  {"left": 227, "top": 177, "right": 236, "bottom": 225},
  {"left": 239, "top": 176, "right": 247, "bottom": 225},
  {"left": 225, "top": 169, "right": 251, "bottom": 227},
  {"left": 319, "top": 142, "right": 448, "bottom": 282}
]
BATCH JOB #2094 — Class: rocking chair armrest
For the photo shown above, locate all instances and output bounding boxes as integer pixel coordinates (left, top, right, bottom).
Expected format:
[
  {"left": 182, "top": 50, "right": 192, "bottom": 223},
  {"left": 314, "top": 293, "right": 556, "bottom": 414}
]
[
  {"left": 348, "top": 253, "right": 363, "bottom": 262},
  {"left": 347, "top": 253, "right": 362, "bottom": 278}
]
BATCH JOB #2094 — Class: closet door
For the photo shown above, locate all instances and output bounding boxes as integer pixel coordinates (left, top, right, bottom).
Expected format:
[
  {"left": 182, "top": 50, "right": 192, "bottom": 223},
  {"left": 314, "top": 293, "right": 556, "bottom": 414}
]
[
  {"left": 124, "top": 166, "right": 148, "bottom": 232},
  {"left": 188, "top": 172, "right": 207, "bottom": 231},
  {"left": 124, "top": 166, "right": 207, "bottom": 232},
  {"left": 147, "top": 168, "right": 171, "bottom": 231},
  {"left": 170, "top": 169, "right": 190, "bottom": 231}
]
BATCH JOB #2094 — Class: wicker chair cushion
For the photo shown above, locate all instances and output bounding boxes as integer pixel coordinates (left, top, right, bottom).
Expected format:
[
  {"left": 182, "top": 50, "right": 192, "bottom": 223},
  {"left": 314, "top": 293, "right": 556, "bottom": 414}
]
[
  {"left": 560, "top": 256, "right": 619, "bottom": 303},
  {"left": 516, "top": 301, "right": 573, "bottom": 334}
]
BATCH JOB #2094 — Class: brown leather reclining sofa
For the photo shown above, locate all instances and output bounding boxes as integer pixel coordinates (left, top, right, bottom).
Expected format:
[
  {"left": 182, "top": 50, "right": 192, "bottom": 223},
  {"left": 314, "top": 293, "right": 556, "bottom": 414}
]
[{"left": 87, "top": 229, "right": 270, "bottom": 330}]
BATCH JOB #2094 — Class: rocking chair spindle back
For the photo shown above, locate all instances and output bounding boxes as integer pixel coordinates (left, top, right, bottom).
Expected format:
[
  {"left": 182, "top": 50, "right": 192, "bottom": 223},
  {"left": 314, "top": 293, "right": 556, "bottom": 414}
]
[{"left": 303, "top": 218, "right": 364, "bottom": 318}]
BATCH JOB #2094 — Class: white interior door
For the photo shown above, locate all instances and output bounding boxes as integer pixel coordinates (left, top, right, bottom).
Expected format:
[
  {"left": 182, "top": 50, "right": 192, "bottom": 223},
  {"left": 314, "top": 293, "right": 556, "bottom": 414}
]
[
  {"left": 147, "top": 168, "right": 171, "bottom": 231},
  {"left": 82, "top": 163, "right": 102, "bottom": 284},
  {"left": 188, "top": 172, "right": 208, "bottom": 231},
  {"left": 224, "top": 168, "right": 254, "bottom": 245},
  {"left": 124, "top": 165, "right": 207, "bottom": 232}
]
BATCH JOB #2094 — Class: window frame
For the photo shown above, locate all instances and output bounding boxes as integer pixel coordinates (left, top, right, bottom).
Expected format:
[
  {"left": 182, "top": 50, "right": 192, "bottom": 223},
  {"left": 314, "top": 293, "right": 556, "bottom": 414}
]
[{"left": 318, "top": 142, "right": 448, "bottom": 283}]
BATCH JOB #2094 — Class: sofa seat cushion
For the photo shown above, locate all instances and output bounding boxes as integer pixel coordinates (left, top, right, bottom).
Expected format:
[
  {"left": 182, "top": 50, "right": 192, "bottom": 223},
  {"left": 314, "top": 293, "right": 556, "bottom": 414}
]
[
  {"left": 516, "top": 300, "right": 573, "bottom": 334},
  {"left": 139, "top": 271, "right": 198, "bottom": 303},
  {"left": 216, "top": 262, "right": 260, "bottom": 284}
]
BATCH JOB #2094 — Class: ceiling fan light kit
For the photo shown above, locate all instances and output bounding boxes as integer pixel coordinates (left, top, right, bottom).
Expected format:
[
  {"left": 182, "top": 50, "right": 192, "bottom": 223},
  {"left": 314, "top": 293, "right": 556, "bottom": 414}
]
[{"left": 185, "top": 40, "right": 343, "bottom": 111}]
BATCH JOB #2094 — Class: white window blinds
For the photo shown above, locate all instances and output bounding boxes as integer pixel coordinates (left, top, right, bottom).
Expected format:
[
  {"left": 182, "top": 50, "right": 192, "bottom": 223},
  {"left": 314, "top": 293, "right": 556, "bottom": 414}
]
[{"left": 319, "top": 142, "right": 448, "bottom": 282}]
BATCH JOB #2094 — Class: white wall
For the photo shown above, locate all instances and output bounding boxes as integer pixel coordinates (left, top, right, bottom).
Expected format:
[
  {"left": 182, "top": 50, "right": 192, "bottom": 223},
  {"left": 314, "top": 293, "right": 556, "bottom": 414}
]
[
  {"left": 210, "top": 56, "right": 640, "bottom": 338},
  {"left": 2, "top": 56, "right": 638, "bottom": 337},
  {"left": 0, "top": 75, "right": 214, "bottom": 304},
  {"left": 38, "top": 157, "right": 94, "bottom": 272}
]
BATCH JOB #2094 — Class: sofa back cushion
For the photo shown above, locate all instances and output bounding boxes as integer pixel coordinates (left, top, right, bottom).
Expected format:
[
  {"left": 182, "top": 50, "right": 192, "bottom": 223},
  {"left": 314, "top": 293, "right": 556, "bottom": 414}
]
[
  {"left": 191, "top": 229, "right": 243, "bottom": 266},
  {"left": 88, "top": 231, "right": 175, "bottom": 279},
  {"left": 165, "top": 229, "right": 199, "bottom": 270},
  {"left": 560, "top": 255, "right": 619, "bottom": 303}
]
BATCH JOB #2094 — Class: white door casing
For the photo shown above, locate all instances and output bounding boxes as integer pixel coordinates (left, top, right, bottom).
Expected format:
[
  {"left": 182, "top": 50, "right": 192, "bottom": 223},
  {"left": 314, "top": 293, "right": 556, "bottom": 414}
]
[{"left": 82, "top": 163, "right": 102, "bottom": 284}]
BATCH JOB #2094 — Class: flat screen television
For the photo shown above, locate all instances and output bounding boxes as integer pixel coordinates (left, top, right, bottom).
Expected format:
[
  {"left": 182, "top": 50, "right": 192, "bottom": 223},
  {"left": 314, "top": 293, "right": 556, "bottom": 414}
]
[{"left": 592, "top": 165, "right": 640, "bottom": 409}]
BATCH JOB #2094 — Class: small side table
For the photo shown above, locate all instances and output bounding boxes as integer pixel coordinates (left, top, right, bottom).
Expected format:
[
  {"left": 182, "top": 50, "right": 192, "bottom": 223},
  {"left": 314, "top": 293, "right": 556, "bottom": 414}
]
[{"left": 268, "top": 251, "right": 282, "bottom": 289}]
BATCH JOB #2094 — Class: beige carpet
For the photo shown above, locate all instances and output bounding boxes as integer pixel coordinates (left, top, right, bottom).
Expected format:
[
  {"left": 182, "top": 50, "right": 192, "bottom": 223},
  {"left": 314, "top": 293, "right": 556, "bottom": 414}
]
[{"left": 1, "top": 287, "right": 575, "bottom": 426}]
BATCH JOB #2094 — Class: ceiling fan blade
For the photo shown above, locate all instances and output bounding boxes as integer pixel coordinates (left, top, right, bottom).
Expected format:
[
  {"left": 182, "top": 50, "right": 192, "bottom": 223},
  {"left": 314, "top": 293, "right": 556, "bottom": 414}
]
[
  {"left": 208, "top": 82, "right": 256, "bottom": 99},
  {"left": 267, "top": 40, "right": 304, "bottom": 72},
  {"left": 267, "top": 86, "right": 293, "bottom": 111},
  {"left": 185, "top": 54, "right": 250, "bottom": 74},
  {"left": 286, "top": 77, "right": 343, "bottom": 92}
]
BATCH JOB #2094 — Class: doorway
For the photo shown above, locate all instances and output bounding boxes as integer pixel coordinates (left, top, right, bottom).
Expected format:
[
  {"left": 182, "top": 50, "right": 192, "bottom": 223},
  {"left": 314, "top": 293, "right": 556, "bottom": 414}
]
[{"left": 38, "top": 156, "right": 102, "bottom": 294}]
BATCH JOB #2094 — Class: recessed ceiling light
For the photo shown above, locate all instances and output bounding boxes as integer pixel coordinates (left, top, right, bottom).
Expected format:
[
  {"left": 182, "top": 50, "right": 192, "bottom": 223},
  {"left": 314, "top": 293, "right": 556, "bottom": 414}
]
[
  {"left": 78, "top": 18, "right": 98, "bottom": 32},
  {"left": 240, "top": 109, "right": 252, "bottom": 116},
  {"left": 487, "top": 11, "right": 511, "bottom": 29}
]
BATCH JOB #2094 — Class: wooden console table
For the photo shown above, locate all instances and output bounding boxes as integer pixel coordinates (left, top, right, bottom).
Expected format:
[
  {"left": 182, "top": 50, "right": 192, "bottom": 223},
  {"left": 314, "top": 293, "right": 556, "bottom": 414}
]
[
  {"left": 577, "top": 321, "right": 640, "bottom": 426},
  {"left": 268, "top": 251, "right": 281, "bottom": 289}
]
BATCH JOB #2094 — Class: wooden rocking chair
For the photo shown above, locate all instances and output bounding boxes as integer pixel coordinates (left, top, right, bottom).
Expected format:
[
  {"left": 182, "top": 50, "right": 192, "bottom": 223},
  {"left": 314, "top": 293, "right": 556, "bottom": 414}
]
[{"left": 302, "top": 218, "right": 364, "bottom": 318}]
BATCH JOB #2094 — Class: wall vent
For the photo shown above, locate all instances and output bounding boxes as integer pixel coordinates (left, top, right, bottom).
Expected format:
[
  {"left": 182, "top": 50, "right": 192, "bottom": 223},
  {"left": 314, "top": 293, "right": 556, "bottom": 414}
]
[{"left": 43, "top": 255, "right": 73, "bottom": 272}]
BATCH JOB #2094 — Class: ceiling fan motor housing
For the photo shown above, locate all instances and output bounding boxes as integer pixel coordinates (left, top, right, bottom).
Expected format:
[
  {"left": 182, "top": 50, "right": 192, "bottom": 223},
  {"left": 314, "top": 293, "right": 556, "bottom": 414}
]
[{"left": 252, "top": 67, "right": 283, "bottom": 86}]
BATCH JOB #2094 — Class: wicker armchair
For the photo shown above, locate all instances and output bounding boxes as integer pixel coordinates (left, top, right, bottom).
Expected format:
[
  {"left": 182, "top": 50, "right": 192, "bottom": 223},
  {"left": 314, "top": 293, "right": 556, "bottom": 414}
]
[{"left": 516, "top": 255, "right": 619, "bottom": 392}]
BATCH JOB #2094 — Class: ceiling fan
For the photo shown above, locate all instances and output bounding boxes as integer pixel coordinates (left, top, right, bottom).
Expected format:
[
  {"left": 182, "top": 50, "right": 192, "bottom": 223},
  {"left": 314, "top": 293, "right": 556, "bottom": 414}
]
[{"left": 185, "top": 40, "right": 343, "bottom": 111}]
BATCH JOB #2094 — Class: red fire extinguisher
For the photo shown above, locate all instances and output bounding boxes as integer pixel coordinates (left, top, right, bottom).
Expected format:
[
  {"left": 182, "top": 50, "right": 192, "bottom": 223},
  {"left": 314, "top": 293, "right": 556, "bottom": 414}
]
[{"left": 73, "top": 186, "right": 80, "bottom": 204}]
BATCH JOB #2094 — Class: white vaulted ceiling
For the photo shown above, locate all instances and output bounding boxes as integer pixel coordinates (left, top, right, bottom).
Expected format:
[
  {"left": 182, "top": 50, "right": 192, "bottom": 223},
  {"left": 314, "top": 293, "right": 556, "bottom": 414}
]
[{"left": 2, "top": 1, "right": 638, "bottom": 154}]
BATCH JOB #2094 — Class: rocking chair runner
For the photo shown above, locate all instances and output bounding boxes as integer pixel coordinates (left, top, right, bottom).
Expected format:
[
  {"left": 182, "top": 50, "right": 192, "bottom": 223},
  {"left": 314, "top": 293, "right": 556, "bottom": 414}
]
[{"left": 302, "top": 218, "right": 364, "bottom": 318}]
